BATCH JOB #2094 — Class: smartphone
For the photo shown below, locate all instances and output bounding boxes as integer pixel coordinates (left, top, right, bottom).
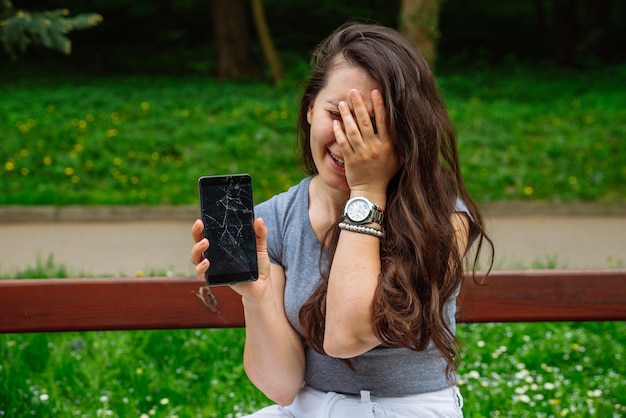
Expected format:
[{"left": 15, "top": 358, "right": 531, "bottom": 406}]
[{"left": 198, "top": 174, "right": 258, "bottom": 286}]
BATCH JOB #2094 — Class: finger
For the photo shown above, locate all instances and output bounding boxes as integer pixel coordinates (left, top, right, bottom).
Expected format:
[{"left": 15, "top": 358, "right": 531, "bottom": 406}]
[
  {"left": 195, "top": 258, "right": 209, "bottom": 280},
  {"left": 337, "top": 100, "right": 362, "bottom": 146},
  {"left": 332, "top": 118, "right": 353, "bottom": 153},
  {"left": 191, "top": 219, "right": 204, "bottom": 243},
  {"left": 371, "top": 89, "right": 388, "bottom": 141},
  {"left": 349, "top": 89, "right": 376, "bottom": 139},
  {"left": 190, "top": 238, "right": 209, "bottom": 265},
  {"left": 254, "top": 218, "right": 268, "bottom": 253}
]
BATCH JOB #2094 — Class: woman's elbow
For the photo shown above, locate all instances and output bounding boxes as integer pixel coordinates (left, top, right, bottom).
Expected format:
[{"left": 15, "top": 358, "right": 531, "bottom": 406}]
[
  {"left": 269, "top": 390, "right": 299, "bottom": 407},
  {"left": 323, "top": 333, "right": 365, "bottom": 359}
]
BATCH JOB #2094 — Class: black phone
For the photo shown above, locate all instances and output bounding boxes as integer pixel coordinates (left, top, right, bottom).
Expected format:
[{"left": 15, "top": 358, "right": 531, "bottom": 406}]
[{"left": 198, "top": 174, "right": 258, "bottom": 286}]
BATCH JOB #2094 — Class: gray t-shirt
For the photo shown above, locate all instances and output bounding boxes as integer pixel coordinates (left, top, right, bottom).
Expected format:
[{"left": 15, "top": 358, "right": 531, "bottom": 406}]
[{"left": 255, "top": 176, "right": 470, "bottom": 396}]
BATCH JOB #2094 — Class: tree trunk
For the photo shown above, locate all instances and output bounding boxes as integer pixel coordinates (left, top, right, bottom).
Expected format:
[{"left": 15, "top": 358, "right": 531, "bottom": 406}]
[
  {"left": 211, "top": 0, "right": 260, "bottom": 79},
  {"left": 398, "top": 0, "right": 441, "bottom": 68},
  {"left": 582, "top": 0, "right": 612, "bottom": 60},
  {"left": 251, "top": 0, "right": 283, "bottom": 84},
  {"left": 552, "top": 0, "right": 580, "bottom": 67},
  {"left": 532, "top": 0, "right": 551, "bottom": 57}
]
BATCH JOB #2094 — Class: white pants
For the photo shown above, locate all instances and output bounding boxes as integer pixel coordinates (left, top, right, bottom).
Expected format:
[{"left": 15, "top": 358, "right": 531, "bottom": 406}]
[{"left": 242, "top": 385, "right": 464, "bottom": 418}]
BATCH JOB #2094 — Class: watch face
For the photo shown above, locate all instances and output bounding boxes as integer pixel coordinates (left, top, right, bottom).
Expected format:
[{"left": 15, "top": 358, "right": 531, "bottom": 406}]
[{"left": 346, "top": 198, "right": 371, "bottom": 222}]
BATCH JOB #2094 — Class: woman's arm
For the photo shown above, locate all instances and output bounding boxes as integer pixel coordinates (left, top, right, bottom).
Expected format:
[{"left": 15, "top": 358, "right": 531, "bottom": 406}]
[
  {"left": 240, "top": 262, "right": 305, "bottom": 406},
  {"left": 191, "top": 219, "right": 305, "bottom": 405},
  {"left": 324, "top": 194, "right": 386, "bottom": 358}
]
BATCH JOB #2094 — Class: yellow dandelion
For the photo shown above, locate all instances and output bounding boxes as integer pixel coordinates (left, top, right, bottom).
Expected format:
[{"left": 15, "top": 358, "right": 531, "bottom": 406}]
[
  {"left": 523, "top": 186, "right": 534, "bottom": 195},
  {"left": 571, "top": 343, "right": 580, "bottom": 350},
  {"left": 64, "top": 167, "right": 74, "bottom": 176},
  {"left": 43, "top": 156, "right": 52, "bottom": 165},
  {"left": 5, "top": 161, "right": 15, "bottom": 171},
  {"left": 151, "top": 152, "right": 160, "bottom": 160},
  {"left": 568, "top": 176, "right": 577, "bottom": 185},
  {"left": 136, "top": 368, "right": 144, "bottom": 375},
  {"left": 105, "top": 128, "right": 119, "bottom": 137},
  {"left": 113, "top": 157, "right": 122, "bottom": 166},
  {"left": 17, "top": 122, "right": 30, "bottom": 133},
  {"left": 74, "top": 144, "right": 84, "bottom": 153},
  {"left": 78, "top": 120, "right": 87, "bottom": 129},
  {"left": 71, "top": 175, "right": 80, "bottom": 183},
  {"left": 19, "top": 149, "right": 29, "bottom": 157},
  {"left": 86, "top": 114, "right": 94, "bottom": 122},
  {"left": 131, "top": 176, "right": 140, "bottom": 184},
  {"left": 135, "top": 270, "right": 144, "bottom": 277},
  {"left": 20, "top": 167, "right": 29, "bottom": 175},
  {"left": 140, "top": 102, "right": 150, "bottom": 111}
]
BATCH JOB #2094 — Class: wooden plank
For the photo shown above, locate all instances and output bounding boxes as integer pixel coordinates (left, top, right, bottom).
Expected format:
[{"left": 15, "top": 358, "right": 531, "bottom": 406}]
[
  {"left": 0, "top": 277, "right": 245, "bottom": 333},
  {"left": 1, "top": 269, "right": 625, "bottom": 333},
  {"left": 457, "top": 269, "right": 626, "bottom": 323}
]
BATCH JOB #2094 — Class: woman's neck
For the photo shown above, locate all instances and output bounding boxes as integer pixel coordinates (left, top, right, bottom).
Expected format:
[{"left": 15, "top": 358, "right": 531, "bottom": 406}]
[{"left": 308, "top": 175, "right": 349, "bottom": 242}]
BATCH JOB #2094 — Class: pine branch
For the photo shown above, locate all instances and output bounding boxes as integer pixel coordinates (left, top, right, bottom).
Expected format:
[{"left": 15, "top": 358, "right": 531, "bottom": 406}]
[{"left": 0, "top": 2, "right": 102, "bottom": 60}]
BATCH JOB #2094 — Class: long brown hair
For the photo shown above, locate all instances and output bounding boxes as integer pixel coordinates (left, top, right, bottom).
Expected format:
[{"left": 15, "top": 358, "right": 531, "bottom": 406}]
[{"left": 297, "top": 23, "right": 493, "bottom": 379}]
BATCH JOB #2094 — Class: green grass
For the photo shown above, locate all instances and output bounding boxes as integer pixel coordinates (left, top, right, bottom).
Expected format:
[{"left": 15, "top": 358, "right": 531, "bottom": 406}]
[
  {"left": 1, "top": 262, "right": 625, "bottom": 417},
  {"left": 2, "top": 323, "right": 622, "bottom": 417},
  {"left": 1, "top": 64, "right": 625, "bottom": 205}
]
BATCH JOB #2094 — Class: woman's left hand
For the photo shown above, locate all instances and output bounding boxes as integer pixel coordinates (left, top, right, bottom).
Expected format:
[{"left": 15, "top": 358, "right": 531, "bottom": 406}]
[{"left": 333, "top": 89, "right": 400, "bottom": 196}]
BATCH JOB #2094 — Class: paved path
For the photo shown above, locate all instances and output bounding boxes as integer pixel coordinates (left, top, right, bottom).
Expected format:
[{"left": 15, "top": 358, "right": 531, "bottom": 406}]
[{"left": 0, "top": 205, "right": 625, "bottom": 276}]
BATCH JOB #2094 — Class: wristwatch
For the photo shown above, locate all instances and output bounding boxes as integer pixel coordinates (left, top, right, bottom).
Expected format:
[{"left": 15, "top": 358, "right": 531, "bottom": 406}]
[{"left": 343, "top": 196, "right": 384, "bottom": 225}]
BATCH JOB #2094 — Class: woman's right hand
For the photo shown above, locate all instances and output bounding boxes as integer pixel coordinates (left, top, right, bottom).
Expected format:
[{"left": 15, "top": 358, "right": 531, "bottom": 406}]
[
  {"left": 190, "top": 218, "right": 273, "bottom": 302},
  {"left": 190, "top": 218, "right": 210, "bottom": 278}
]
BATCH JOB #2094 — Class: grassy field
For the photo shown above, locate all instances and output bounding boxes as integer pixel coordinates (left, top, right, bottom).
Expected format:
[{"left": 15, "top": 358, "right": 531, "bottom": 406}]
[
  {"left": 1, "top": 64, "right": 625, "bottom": 205},
  {"left": 1, "top": 324, "right": 624, "bottom": 417}
]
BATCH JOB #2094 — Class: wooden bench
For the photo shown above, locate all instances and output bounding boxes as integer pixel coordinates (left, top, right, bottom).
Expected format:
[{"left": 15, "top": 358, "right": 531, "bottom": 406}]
[{"left": 1, "top": 269, "right": 625, "bottom": 334}]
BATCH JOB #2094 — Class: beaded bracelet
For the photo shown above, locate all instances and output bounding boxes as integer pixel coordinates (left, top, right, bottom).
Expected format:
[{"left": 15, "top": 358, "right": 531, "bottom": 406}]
[{"left": 338, "top": 221, "right": 384, "bottom": 238}]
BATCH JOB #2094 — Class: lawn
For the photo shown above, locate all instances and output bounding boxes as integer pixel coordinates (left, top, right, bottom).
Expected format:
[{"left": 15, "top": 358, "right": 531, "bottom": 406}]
[
  {"left": 1, "top": 64, "right": 625, "bottom": 205},
  {"left": 1, "top": 318, "right": 624, "bottom": 417}
]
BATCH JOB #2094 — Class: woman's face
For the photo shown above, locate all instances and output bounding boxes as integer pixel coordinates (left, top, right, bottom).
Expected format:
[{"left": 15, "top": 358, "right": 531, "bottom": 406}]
[{"left": 307, "top": 60, "right": 381, "bottom": 193}]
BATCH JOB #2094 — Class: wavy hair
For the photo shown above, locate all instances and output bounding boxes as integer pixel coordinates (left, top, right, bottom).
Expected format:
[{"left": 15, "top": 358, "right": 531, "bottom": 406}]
[{"left": 297, "top": 23, "right": 493, "bottom": 379}]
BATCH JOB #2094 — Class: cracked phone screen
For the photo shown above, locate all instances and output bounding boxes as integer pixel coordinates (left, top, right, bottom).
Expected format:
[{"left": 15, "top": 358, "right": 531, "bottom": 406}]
[{"left": 199, "top": 174, "right": 258, "bottom": 285}]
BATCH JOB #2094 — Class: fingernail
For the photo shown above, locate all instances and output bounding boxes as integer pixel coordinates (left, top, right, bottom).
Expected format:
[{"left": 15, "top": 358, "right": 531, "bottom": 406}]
[
  {"left": 372, "top": 89, "right": 380, "bottom": 98},
  {"left": 338, "top": 101, "right": 347, "bottom": 110},
  {"left": 351, "top": 89, "right": 359, "bottom": 98}
]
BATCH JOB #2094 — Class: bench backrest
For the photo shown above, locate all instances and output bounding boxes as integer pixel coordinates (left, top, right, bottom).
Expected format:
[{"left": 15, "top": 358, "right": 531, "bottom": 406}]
[{"left": 1, "top": 269, "right": 625, "bottom": 333}]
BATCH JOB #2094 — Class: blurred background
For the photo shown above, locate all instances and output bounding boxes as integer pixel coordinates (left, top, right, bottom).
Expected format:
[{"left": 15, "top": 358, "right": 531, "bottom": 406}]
[{"left": 2, "top": 0, "right": 626, "bottom": 77}]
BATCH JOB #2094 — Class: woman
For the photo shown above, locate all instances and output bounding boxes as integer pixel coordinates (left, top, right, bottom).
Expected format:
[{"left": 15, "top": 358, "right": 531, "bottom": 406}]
[{"left": 191, "top": 23, "right": 492, "bottom": 417}]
